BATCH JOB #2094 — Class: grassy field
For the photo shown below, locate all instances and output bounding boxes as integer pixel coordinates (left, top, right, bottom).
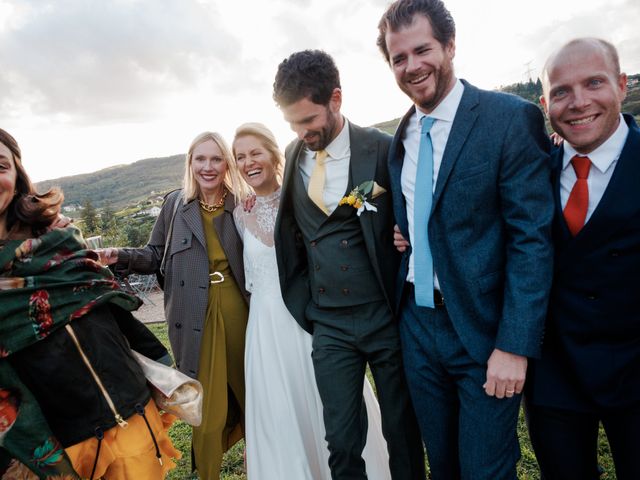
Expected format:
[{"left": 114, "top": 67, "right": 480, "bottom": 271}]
[{"left": 147, "top": 322, "right": 615, "bottom": 479}]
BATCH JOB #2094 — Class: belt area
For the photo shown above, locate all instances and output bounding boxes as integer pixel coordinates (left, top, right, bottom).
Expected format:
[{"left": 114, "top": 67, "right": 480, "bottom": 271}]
[{"left": 406, "top": 282, "right": 445, "bottom": 307}]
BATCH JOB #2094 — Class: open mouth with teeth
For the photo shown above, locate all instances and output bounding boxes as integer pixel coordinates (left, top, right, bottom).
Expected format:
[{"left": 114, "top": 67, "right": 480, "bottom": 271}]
[
  {"left": 568, "top": 115, "right": 597, "bottom": 126},
  {"left": 247, "top": 169, "right": 262, "bottom": 178},
  {"left": 408, "top": 72, "right": 431, "bottom": 85}
]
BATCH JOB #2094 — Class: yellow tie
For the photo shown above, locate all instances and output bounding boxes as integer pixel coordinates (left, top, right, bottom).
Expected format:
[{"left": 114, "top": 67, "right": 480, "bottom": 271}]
[{"left": 308, "top": 149, "right": 329, "bottom": 214}]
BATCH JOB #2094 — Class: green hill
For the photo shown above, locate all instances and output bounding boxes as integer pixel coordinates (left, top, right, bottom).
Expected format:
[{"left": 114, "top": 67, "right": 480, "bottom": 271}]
[{"left": 36, "top": 154, "right": 184, "bottom": 210}]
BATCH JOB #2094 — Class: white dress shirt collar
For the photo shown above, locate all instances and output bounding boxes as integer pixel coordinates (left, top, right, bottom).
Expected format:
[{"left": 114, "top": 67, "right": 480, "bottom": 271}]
[{"left": 562, "top": 113, "right": 629, "bottom": 174}]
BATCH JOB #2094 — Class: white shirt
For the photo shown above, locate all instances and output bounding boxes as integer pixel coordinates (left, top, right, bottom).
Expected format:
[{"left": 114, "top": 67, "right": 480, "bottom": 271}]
[
  {"left": 402, "top": 79, "right": 464, "bottom": 286},
  {"left": 299, "top": 118, "right": 351, "bottom": 214},
  {"left": 560, "top": 114, "right": 628, "bottom": 222}
]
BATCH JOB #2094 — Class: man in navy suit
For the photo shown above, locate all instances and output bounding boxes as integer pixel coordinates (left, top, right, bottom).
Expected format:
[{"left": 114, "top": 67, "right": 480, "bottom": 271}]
[
  {"left": 377, "top": 0, "right": 554, "bottom": 477},
  {"left": 526, "top": 38, "right": 640, "bottom": 480}
]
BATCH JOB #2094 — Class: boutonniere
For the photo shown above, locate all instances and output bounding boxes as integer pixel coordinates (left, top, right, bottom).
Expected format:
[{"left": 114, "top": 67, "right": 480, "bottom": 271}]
[{"left": 338, "top": 181, "right": 387, "bottom": 216}]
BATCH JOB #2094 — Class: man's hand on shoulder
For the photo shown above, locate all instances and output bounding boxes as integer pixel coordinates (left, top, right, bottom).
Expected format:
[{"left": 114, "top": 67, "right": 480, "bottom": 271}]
[{"left": 483, "top": 348, "right": 527, "bottom": 399}]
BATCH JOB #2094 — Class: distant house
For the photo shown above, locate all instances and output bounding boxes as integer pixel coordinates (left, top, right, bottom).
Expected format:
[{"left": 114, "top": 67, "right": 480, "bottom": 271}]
[
  {"left": 141, "top": 206, "right": 162, "bottom": 217},
  {"left": 628, "top": 78, "right": 639, "bottom": 87},
  {"left": 62, "top": 204, "right": 80, "bottom": 212}
]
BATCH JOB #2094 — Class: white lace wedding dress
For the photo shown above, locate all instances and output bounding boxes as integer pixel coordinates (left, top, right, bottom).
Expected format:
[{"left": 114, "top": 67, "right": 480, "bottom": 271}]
[{"left": 234, "top": 188, "right": 391, "bottom": 480}]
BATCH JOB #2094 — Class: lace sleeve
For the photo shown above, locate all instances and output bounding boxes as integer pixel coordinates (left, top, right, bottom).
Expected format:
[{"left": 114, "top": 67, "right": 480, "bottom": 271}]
[{"left": 233, "top": 205, "right": 246, "bottom": 241}]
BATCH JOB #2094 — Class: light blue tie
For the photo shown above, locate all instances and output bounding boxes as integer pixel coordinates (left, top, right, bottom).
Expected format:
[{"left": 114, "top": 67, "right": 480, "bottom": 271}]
[{"left": 414, "top": 116, "right": 436, "bottom": 307}]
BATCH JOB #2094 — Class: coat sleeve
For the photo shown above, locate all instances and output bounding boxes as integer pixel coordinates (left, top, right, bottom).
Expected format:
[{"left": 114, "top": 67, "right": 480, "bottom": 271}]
[
  {"left": 494, "top": 101, "right": 554, "bottom": 358},
  {"left": 114, "top": 191, "right": 179, "bottom": 276}
]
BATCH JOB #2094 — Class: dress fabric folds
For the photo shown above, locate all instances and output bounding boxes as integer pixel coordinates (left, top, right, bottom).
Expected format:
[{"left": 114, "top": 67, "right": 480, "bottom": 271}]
[{"left": 235, "top": 189, "right": 391, "bottom": 479}]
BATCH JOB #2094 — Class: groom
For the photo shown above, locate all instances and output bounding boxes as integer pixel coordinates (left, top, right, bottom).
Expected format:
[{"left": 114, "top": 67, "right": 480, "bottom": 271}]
[{"left": 273, "top": 49, "right": 425, "bottom": 479}]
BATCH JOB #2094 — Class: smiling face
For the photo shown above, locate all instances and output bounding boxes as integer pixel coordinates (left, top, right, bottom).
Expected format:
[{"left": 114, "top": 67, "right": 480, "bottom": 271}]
[
  {"left": 190, "top": 139, "right": 228, "bottom": 200},
  {"left": 234, "top": 135, "right": 279, "bottom": 196},
  {"left": 280, "top": 90, "right": 343, "bottom": 151},
  {"left": 541, "top": 41, "right": 627, "bottom": 154},
  {"left": 0, "top": 141, "right": 18, "bottom": 236},
  {"left": 385, "top": 14, "right": 456, "bottom": 113}
]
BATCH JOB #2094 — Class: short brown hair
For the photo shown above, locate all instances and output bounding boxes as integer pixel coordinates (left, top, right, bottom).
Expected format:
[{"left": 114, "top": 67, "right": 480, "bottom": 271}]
[{"left": 377, "top": 0, "right": 456, "bottom": 63}]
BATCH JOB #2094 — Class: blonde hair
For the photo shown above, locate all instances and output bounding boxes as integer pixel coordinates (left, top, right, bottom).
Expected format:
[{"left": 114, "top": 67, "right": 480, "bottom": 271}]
[
  {"left": 182, "top": 131, "right": 249, "bottom": 203},
  {"left": 231, "top": 122, "right": 284, "bottom": 203}
]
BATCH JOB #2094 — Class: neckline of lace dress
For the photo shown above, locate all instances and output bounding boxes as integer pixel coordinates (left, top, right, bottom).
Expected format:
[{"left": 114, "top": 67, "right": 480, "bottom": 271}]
[{"left": 255, "top": 187, "right": 281, "bottom": 204}]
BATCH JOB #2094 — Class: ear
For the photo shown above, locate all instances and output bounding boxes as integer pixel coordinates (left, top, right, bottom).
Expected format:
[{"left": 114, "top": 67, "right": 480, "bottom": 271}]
[
  {"left": 329, "top": 88, "right": 342, "bottom": 113},
  {"left": 539, "top": 94, "right": 549, "bottom": 115},
  {"left": 618, "top": 72, "right": 628, "bottom": 102},
  {"left": 446, "top": 38, "right": 456, "bottom": 60}
]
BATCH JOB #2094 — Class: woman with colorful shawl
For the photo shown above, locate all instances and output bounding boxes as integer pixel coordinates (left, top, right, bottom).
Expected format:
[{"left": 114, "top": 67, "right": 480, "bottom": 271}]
[{"left": 0, "top": 128, "right": 180, "bottom": 479}]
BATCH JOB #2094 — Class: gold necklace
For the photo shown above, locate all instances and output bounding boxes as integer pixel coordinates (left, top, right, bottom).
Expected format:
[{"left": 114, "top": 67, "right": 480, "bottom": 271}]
[{"left": 199, "top": 188, "right": 228, "bottom": 212}]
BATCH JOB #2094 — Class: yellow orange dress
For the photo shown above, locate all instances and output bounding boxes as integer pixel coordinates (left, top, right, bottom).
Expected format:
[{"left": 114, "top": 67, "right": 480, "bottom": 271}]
[{"left": 191, "top": 207, "right": 248, "bottom": 479}]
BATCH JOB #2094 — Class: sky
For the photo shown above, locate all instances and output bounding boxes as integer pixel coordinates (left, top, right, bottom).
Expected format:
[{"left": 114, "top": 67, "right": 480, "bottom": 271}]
[{"left": 1, "top": 0, "right": 639, "bottom": 183}]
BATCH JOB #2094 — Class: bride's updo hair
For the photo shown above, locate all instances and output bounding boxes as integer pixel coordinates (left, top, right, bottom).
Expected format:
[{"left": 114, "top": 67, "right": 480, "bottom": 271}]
[{"left": 232, "top": 122, "right": 285, "bottom": 184}]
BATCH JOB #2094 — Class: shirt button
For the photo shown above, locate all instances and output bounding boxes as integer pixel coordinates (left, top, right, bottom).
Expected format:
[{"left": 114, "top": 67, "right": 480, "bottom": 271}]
[
  {"left": 587, "top": 294, "right": 597, "bottom": 300},
  {"left": 315, "top": 265, "right": 320, "bottom": 271},
  {"left": 340, "top": 240, "right": 348, "bottom": 247},
  {"left": 340, "top": 265, "right": 348, "bottom": 271},
  {"left": 310, "top": 241, "right": 317, "bottom": 247},
  {"left": 342, "top": 288, "right": 350, "bottom": 295},
  {"left": 318, "top": 288, "right": 325, "bottom": 294},
  {"left": 175, "top": 322, "right": 182, "bottom": 329}
]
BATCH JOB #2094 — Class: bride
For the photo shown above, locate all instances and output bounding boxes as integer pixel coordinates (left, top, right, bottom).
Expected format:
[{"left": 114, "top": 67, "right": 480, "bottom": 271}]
[{"left": 231, "top": 123, "right": 391, "bottom": 479}]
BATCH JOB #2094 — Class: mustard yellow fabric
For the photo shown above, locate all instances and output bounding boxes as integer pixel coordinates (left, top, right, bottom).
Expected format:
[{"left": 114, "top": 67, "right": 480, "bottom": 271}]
[
  {"left": 65, "top": 400, "right": 180, "bottom": 479},
  {"left": 192, "top": 207, "right": 248, "bottom": 479}
]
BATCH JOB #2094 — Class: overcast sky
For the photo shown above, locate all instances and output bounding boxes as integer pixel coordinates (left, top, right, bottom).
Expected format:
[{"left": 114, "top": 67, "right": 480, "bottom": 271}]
[{"left": 1, "top": 0, "right": 638, "bottom": 182}]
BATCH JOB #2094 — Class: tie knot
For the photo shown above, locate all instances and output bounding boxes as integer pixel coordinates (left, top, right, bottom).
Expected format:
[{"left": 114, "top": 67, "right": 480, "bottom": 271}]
[
  {"left": 315, "top": 149, "right": 328, "bottom": 164},
  {"left": 571, "top": 155, "right": 591, "bottom": 179},
  {"left": 421, "top": 116, "right": 436, "bottom": 134}
]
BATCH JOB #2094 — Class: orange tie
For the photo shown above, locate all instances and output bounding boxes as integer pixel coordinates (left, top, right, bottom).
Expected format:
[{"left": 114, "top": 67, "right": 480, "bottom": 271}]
[{"left": 563, "top": 155, "right": 591, "bottom": 236}]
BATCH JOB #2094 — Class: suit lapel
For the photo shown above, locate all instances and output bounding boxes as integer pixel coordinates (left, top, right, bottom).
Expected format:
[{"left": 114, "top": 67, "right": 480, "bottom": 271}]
[
  {"left": 181, "top": 199, "right": 206, "bottom": 248},
  {"left": 389, "top": 107, "right": 415, "bottom": 240},
  {"left": 432, "top": 81, "right": 480, "bottom": 211},
  {"left": 349, "top": 123, "right": 379, "bottom": 239}
]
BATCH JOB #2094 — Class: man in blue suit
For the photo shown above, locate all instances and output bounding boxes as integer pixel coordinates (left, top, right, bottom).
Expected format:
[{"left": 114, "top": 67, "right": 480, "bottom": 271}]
[
  {"left": 526, "top": 38, "right": 640, "bottom": 480},
  {"left": 376, "top": 0, "right": 554, "bottom": 477}
]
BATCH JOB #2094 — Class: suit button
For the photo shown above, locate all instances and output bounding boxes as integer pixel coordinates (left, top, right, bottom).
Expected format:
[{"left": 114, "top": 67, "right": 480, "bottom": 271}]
[
  {"left": 342, "top": 288, "right": 350, "bottom": 295},
  {"left": 182, "top": 238, "right": 188, "bottom": 244},
  {"left": 180, "top": 280, "right": 185, "bottom": 286},
  {"left": 310, "top": 241, "right": 317, "bottom": 247},
  {"left": 340, "top": 265, "right": 348, "bottom": 271},
  {"left": 175, "top": 322, "right": 182, "bottom": 329},
  {"left": 318, "top": 288, "right": 325, "bottom": 294},
  {"left": 587, "top": 294, "right": 598, "bottom": 300},
  {"left": 340, "top": 240, "right": 348, "bottom": 247}
]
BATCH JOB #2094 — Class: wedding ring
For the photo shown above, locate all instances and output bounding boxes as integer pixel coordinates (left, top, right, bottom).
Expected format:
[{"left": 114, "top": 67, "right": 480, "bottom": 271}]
[{"left": 506, "top": 390, "right": 515, "bottom": 394}]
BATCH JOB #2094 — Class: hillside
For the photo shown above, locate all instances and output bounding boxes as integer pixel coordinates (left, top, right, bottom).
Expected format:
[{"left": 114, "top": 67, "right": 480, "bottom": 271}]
[
  {"left": 36, "top": 154, "right": 184, "bottom": 209},
  {"left": 36, "top": 74, "right": 640, "bottom": 210}
]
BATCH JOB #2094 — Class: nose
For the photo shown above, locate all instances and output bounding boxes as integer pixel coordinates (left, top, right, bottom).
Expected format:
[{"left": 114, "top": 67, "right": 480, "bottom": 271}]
[
  {"left": 570, "top": 87, "right": 591, "bottom": 110},
  {"left": 406, "top": 54, "right": 420, "bottom": 73}
]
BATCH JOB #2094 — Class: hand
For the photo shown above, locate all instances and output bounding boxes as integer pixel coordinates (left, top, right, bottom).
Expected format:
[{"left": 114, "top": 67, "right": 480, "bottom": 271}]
[
  {"left": 243, "top": 194, "right": 256, "bottom": 212},
  {"left": 47, "top": 214, "right": 73, "bottom": 231},
  {"left": 393, "top": 224, "right": 410, "bottom": 253},
  {"left": 550, "top": 132, "right": 564, "bottom": 147},
  {"left": 95, "top": 247, "right": 119, "bottom": 266},
  {"left": 483, "top": 348, "right": 527, "bottom": 399}
]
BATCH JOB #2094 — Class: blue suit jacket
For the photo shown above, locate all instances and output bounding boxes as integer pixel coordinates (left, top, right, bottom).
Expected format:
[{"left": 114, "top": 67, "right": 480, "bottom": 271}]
[
  {"left": 389, "top": 80, "right": 554, "bottom": 363},
  {"left": 528, "top": 114, "right": 640, "bottom": 411}
]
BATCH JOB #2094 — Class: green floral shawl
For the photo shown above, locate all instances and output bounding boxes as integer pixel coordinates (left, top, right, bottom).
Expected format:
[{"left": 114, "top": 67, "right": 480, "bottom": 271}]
[{"left": 0, "top": 227, "right": 141, "bottom": 479}]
